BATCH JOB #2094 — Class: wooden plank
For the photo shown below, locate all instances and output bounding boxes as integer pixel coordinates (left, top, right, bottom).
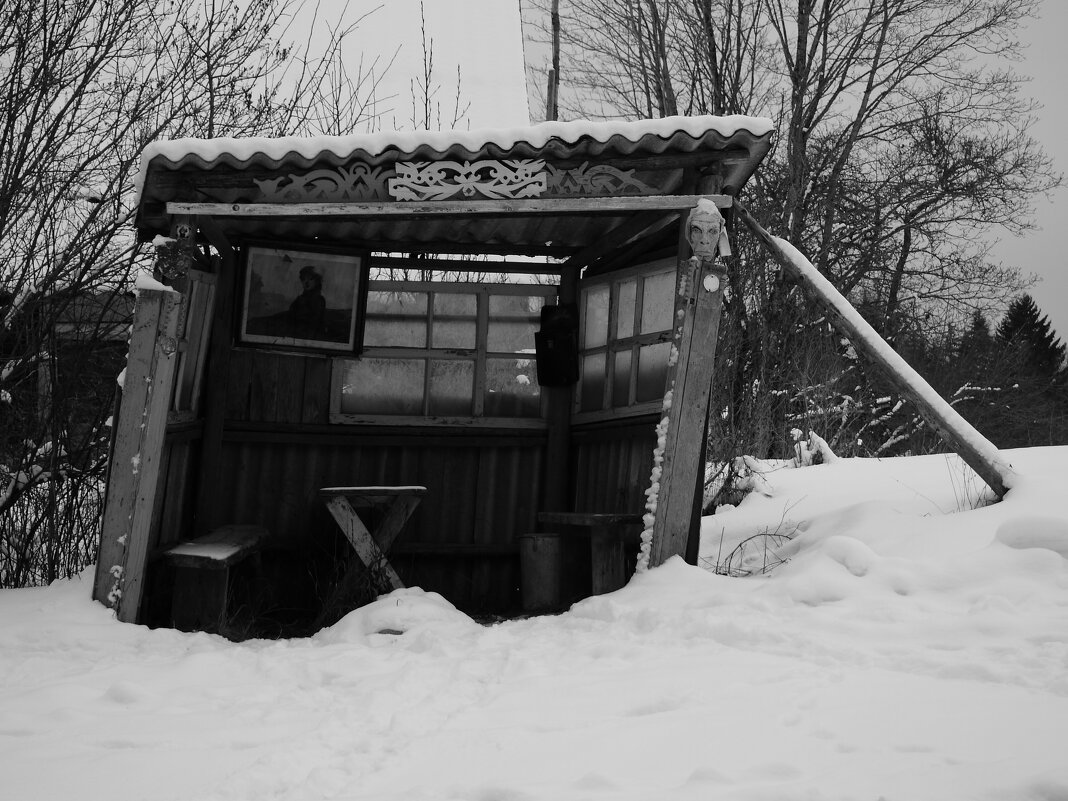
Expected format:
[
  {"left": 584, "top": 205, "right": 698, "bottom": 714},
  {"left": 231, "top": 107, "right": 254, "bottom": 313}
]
[
  {"left": 165, "top": 195, "right": 734, "bottom": 219},
  {"left": 373, "top": 255, "right": 563, "bottom": 275},
  {"left": 647, "top": 254, "right": 726, "bottom": 567},
  {"left": 301, "top": 356, "right": 331, "bottom": 424},
  {"left": 164, "top": 524, "right": 268, "bottom": 568},
  {"left": 538, "top": 512, "right": 643, "bottom": 526},
  {"left": 92, "top": 289, "right": 182, "bottom": 621},
  {"left": 273, "top": 353, "right": 306, "bottom": 424},
  {"left": 733, "top": 201, "right": 1015, "bottom": 498}
]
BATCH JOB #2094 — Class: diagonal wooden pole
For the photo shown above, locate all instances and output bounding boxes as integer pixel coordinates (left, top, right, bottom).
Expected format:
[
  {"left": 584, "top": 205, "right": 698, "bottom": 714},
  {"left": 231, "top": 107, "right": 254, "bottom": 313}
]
[{"left": 733, "top": 201, "right": 1015, "bottom": 499}]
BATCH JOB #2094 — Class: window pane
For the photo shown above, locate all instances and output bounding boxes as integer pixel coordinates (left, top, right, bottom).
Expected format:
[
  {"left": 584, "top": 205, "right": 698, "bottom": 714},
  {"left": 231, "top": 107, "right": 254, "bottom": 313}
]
[
  {"left": 434, "top": 292, "right": 477, "bottom": 316},
  {"left": 488, "top": 294, "right": 544, "bottom": 353},
  {"left": 636, "top": 342, "right": 670, "bottom": 403},
  {"left": 616, "top": 278, "right": 636, "bottom": 339},
  {"left": 580, "top": 352, "right": 606, "bottom": 412},
  {"left": 364, "top": 290, "right": 428, "bottom": 347},
  {"left": 582, "top": 285, "right": 609, "bottom": 349},
  {"left": 484, "top": 356, "right": 541, "bottom": 417},
  {"left": 612, "top": 349, "right": 633, "bottom": 408},
  {"left": 364, "top": 317, "right": 428, "bottom": 348},
  {"left": 489, "top": 294, "right": 546, "bottom": 316},
  {"left": 432, "top": 293, "right": 477, "bottom": 349},
  {"left": 488, "top": 319, "right": 538, "bottom": 353},
  {"left": 339, "top": 358, "right": 425, "bottom": 415},
  {"left": 640, "top": 272, "right": 674, "bottom": 334},
  {"left": 428, "top": 359, "right": 474, "bottom": 416}
]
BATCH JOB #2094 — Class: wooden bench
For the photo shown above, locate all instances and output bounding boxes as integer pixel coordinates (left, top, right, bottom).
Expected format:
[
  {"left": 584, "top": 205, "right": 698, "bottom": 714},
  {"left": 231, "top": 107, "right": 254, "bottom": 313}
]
[
  {"left": 536, "top": 512, "right": 643, "bottom": 597},
  {"left": 163, "top": 524, "right": 269, "bottom": 635}
]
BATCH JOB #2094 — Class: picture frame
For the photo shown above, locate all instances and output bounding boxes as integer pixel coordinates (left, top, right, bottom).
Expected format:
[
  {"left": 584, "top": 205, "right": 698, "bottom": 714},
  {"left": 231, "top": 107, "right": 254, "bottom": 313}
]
[{"left": 238, "top": 243, "right": 368, "bottom": 353}]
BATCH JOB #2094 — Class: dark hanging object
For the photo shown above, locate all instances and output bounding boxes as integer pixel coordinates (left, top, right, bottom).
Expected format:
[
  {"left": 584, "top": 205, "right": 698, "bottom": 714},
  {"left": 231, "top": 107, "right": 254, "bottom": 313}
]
[{"left": 535, "top": 303, "right": 579, "bottom": 387}]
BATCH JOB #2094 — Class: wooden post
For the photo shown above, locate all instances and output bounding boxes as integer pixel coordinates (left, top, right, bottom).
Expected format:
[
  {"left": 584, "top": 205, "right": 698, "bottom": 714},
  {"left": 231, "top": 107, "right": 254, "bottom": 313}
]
[
  {"left": 733, "top": 201, "right": 1015, "bottom": 499},
  {"left": 643, "top": 251, "right": 727, "bottom": 568},
  {"left": 542, "top": 265, "right": 579, "bottom": 513},
  {"left": 639, "top": 197, "right": 731, "bottom": 570},
  {"left": 192, "top": 219, "right": 237, "bottom": 536},
  {"left": 93, "top": 288, "right": 182, "bottom": 621}
]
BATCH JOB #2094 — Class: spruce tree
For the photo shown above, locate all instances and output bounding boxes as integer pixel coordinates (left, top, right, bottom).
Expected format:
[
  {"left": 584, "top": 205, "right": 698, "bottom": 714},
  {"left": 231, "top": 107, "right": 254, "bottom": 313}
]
[{"left": 996, "top": 295, "right": 1066, "bottom": 379}]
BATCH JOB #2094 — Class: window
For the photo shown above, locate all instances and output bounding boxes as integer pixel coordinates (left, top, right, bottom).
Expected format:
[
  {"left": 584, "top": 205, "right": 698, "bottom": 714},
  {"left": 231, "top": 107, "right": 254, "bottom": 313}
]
[
  {"left": 576, "top": 258, "right": 677, "bottom": 417},
  {"left": 333, "top": 282, "right": 555, "bottom": 423}
]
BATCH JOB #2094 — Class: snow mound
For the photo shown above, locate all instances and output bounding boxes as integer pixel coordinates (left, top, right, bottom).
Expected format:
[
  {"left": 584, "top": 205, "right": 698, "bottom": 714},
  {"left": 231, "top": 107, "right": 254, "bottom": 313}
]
[{"left": 318, "top": 587, "right": 477, "bottom": 644}]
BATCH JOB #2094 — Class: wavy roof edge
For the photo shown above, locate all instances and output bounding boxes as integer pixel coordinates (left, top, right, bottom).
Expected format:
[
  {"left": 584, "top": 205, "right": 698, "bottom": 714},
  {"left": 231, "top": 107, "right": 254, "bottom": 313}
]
[{"left": 135, "top": 115, "right": 775, "bottom": 201}]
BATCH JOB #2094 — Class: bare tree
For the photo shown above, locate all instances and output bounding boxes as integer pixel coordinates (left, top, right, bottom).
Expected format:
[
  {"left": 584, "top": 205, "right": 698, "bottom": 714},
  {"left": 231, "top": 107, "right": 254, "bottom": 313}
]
[
  {"left": 523, "top": 0, "right": 1059, "bottom": 464},
  {"left": 0, "top": 0, "right": 387, "bottom": 586},
  {"left": 404, "top": 2, "right": 470, "bottom": 131}
]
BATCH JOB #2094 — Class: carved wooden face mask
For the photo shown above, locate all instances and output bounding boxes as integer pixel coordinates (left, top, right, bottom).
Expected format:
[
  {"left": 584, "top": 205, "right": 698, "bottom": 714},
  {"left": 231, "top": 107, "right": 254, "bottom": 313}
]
[{"left": 686, "top": 200, "right": 725, "bottom": 259}]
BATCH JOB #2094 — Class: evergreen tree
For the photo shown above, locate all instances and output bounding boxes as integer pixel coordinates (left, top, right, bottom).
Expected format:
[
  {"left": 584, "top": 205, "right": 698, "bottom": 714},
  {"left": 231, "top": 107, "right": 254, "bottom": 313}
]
[{"left": 996, "top": 295, "right": 1066, "bottom": 379}]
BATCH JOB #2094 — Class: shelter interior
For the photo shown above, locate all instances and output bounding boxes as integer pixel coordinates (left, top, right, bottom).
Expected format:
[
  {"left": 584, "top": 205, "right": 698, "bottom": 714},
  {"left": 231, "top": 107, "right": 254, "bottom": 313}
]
[{"left": 94, "top": 117, "right": 772, "bottom": 636}]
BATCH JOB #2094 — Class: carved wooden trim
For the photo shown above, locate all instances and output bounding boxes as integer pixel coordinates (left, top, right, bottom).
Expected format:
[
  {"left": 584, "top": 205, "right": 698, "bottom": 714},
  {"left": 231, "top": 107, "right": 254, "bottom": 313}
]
[
  {"left": 388, "top": 159, "right": 547, "bottom": 200},
  {"left": 254, "top": 164, "right": 391, "bottom": 201}
]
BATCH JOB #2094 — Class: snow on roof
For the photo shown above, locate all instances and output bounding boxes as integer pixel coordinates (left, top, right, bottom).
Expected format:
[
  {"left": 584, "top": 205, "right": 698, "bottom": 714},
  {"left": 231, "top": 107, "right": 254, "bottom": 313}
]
[{"left": 134, "top": 115, "right": 775, "bottom": 202}]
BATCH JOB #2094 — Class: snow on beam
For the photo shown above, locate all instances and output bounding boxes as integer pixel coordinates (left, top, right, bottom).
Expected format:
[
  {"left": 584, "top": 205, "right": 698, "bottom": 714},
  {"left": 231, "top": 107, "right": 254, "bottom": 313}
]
[{"left": 734, "top": 201, "right": 1015, "bottom": 499}]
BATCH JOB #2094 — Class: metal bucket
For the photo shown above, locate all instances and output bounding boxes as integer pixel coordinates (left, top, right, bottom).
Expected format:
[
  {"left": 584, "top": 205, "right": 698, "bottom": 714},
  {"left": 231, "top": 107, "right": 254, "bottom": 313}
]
[{"left": 518, "top": 532, "right": 563, "bottom": 613}]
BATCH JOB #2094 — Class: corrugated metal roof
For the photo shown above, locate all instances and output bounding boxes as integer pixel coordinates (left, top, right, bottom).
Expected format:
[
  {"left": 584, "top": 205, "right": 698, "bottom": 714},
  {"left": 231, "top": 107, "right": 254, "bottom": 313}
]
[
  {"left": 136, "top": 115, "right": 774, "bottom": 257},
  {"left": 136, "top": 115, "right": 774, "bottom": 197}
]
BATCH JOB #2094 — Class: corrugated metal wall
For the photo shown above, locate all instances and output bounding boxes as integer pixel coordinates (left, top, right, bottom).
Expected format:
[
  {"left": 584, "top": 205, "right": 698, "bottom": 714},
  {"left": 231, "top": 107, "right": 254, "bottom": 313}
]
[
  {"left": 571, "top": 415, "right": 658, "bottom": 514},
  {"left": 210, "top": 429, "right": 545, "bottom": 614}
]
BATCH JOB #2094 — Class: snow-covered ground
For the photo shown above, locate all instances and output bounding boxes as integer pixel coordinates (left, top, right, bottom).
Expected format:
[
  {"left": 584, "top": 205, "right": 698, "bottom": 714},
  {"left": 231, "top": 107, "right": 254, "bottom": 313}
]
[{"left": 3, "top": 447, "right": 1068, "bottom": 800}]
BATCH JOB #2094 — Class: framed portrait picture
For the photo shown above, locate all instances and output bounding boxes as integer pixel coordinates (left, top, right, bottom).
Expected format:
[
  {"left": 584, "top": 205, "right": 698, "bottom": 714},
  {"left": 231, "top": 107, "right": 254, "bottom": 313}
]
[{"left": 239, "top": 244, "right": 368, "bottom": 353}]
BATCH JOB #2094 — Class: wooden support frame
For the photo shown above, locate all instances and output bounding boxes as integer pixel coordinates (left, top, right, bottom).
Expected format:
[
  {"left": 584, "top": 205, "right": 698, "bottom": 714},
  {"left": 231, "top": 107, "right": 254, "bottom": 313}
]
[
  {"left": 93, "top": 288, "right": 182, "bottom": 621},
  {"left": 733, "top": 201, "right": 1015, "bottom": 499},
  {"left": 319, "top": 487, "right": 427, "bottom": 596}
]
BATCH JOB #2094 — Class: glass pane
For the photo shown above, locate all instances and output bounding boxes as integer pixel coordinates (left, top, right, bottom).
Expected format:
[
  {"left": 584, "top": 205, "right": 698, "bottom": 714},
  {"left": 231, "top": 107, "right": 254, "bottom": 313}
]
[
  {"left": 364, "top": 290, "right": 428, "bottom": 347},
  {"left": 489, "top": 294, "right": 547, "bottom": 316},
  {"left": 616, "top": 278, "right": 636, "bottom": 339},
  {"left": 488, "top": 319, "right": 538, "bottom": 353},
  {"left": 428, "top": 359, "right": 474, "bottom": 416},
  {"left": 488, "top": 294, "right": 544, "bottom": 353},
  {"left": 366, "top": 289, "right": 427, "bottom": 315},
  {"left": 640, "top": 271, "right": 674, "bottom": 334},
  {"left": 364, "top": 317, "right": 427, "bottom": 348},
  {"left": 431, "top": 292, "right": 477, "bottom": 349},
  {"left": 434, "top": 292, "right": 478, "bottom": 316},
  {"left": 485, "top": 357, "right": 541, "bottom": 417},
  {"left": 579, "top": 352, "right": 606, "bottom": 412},
  {"left": 612, "top": 349, "right": 633, "bottom": 408},
  {"left": 636, "top": 342, "right": 670, "bottom": 403},
  {"left": 582, "top": 285, "right": 609, "bottom": 349},
  {"left": 339, "top": 358, "right": 425, "bottom": 415}
]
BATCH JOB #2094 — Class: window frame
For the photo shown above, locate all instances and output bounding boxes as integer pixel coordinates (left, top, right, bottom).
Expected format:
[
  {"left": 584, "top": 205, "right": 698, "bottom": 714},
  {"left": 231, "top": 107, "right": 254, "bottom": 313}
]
[
  {"left": 330, "top": 280, "right": 557, "bottom": 428},
  {"left": 574, "top": 257, "right": 678, "bottom": 423}
]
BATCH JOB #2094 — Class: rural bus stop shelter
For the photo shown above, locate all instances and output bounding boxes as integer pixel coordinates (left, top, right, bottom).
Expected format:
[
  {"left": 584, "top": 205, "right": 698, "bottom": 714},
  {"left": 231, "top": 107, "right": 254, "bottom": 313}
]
[{"left": 91, "top": 115, "right": 776, "bottom": 636}]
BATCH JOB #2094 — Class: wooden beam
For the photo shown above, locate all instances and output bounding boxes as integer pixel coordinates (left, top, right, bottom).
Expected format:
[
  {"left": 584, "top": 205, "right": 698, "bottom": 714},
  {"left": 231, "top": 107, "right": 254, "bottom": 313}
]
[
  {"left": 196, "top": 214, "right": 235, "bottom": 258},
  {"left": 373, "top": 255, "right": 562, "bottom": 275},
  {"left": 93, "top": 289, "right": 182, "bottom": 621},
  {"left": 734, "top": 201, "right": 1015, "bottom": 499},
  {"left": 562, "top": 210, "right": 676, "bottom": 271},
  {"left": 165, "top": 194, "right": 734, "bottom": 219},
  {"left": 191, "top": 245, "right": 238, "bottom": 536}
]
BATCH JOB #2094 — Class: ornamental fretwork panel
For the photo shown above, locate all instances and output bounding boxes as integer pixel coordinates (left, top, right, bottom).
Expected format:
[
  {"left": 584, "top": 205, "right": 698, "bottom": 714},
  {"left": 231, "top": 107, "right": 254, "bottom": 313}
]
[{"left": 251, "top": 159, "right": 664, "bottom": 203}]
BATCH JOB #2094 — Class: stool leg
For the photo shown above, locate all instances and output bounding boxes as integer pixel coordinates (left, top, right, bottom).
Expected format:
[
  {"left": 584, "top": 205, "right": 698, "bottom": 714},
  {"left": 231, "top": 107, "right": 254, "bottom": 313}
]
[{"left": 590, "top": 525, "right": 625, "bottom": 594}]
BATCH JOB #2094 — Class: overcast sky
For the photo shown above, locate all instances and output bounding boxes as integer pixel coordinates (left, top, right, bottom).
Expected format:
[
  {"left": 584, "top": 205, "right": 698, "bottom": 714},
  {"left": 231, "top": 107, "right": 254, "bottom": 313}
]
[{"left": 330, "top": 0, "right": 1066, "bottom": 338}]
